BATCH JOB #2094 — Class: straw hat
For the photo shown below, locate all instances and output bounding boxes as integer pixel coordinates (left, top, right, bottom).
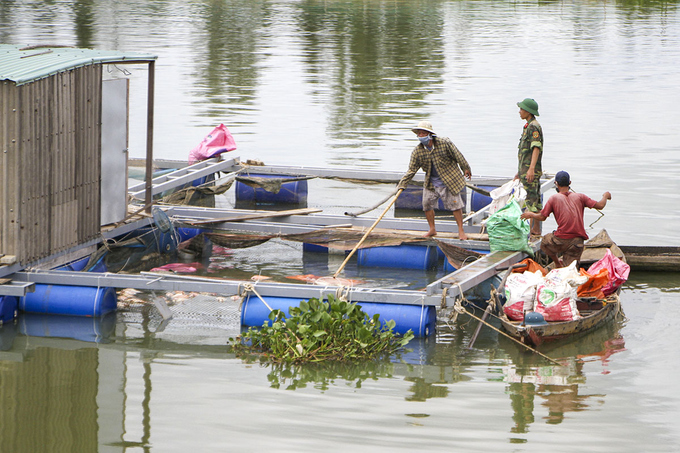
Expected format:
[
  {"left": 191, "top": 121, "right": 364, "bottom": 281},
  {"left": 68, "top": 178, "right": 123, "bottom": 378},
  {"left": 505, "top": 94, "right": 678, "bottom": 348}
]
[{"left": 411, "top": 121, "right": 436, "bottom": 135}]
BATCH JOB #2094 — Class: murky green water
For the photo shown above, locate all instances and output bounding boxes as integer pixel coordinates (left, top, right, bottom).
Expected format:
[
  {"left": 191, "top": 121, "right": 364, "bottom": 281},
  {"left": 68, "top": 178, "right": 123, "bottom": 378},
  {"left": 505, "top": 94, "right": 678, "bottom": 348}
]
[{"left": 2, "top": 1, "right": 680, "bottom": 451}]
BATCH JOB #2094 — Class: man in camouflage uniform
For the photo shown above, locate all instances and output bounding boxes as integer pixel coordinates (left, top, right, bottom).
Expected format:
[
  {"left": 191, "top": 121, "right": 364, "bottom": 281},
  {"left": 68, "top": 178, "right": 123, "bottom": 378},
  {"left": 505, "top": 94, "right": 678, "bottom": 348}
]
[
  {"left": 516, "top": 98, "right": 543, "bottom": 237},
  {"left": 398, "top": 121, "right": 472, "bottom": 239}
]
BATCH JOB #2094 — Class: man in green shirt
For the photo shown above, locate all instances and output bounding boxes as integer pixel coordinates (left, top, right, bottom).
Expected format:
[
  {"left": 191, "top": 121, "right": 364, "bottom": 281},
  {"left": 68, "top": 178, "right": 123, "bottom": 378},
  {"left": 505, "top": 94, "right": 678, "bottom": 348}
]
[
  {"left": 516, "top": 98, "right": 543, "bottom": 238},
  {"left": 398, "top": 121, "right": 472, "bottom": 239}
]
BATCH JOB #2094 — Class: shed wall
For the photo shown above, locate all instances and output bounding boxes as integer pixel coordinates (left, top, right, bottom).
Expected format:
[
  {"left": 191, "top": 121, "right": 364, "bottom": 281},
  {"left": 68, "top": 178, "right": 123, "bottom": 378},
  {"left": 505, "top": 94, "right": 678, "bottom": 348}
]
[{"left": 1, "top": 64, "right": 102, "bottom": 264}]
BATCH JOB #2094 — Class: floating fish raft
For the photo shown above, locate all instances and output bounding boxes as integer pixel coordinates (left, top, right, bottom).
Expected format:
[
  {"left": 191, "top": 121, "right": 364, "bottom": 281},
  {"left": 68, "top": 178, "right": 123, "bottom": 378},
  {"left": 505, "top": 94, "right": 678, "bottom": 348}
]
[{"left": 1, "top": 157, "right": 554, "bottom": 337}]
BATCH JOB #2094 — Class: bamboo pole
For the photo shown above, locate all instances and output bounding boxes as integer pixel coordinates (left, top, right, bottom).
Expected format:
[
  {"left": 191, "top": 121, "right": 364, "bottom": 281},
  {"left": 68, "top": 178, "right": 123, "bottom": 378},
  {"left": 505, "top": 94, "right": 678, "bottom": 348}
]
[{"left": 332, "top": 188, "right": 403, "bottom": 278}]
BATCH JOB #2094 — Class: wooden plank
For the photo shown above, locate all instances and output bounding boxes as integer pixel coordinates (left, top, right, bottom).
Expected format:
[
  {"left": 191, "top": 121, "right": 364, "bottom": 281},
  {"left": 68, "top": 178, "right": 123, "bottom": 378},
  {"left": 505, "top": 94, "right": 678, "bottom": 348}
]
[
  {"left": 371, "top": 227, "right": 488, "bottom": 241},
  {"left": 184, "top": 208, "right": 323, "bottom": 225},
  {"left": 0, "top": 255, "right": 16, "bottom": 265}
]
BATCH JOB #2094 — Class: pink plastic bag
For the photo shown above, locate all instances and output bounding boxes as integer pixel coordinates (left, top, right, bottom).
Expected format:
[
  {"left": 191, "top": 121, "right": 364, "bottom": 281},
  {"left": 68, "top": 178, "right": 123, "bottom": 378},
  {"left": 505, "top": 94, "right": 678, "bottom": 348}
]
[
  {"left": 188, "top": 124, "right": 237, "bottom": 164},
  {"left": 587, "top": 249, "right": 630, "bottom": 296}
]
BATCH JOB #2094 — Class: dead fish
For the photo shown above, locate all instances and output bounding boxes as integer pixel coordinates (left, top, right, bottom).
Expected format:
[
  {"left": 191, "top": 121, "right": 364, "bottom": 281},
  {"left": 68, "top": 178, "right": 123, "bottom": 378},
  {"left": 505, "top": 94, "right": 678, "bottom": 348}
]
[
  {"left": 167, "top": 291, "right": 199, "bottom": 303},
  {"left": 119, "top": 288, "right": 142, "bottom": 298},
  {"left": 285, "top": 274, "right": 314, "bottom": 282},
  {"left": 212, "top": 245, "right": 233, "bottom": 256},
  {"left": 286, "top": 274, "right": 320, "bottom": 283},
  {"left": 207, "top": 262, "right": 233, "bottom": 273},
  {"left": 286, "top": 274, "right": 362, "bottom": 286},
  {"left": 313, "top": 276, "right": 362, "bottom": 286},
  {"left": 150, "top": 262, "right": 201, "bottom": 273},
  {"left": 251, "top": 275, "right": 272, "bottom": 282}
]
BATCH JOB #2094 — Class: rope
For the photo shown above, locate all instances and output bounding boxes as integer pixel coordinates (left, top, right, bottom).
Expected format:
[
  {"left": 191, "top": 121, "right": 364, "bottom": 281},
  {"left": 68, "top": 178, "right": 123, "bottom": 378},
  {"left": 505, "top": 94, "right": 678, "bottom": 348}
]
[
  {"left": 419, "top": 294, "right": 426, "bottom": 336},
  {"left": 344, "top": 188, "right": 398, "bottom": 217},
  {"left": 443, "top": 285, "right": 468, "bottom": 326},
  {"left": 462, "top": 303, "right": 564, "bottom": 367},
  {"left": 334, "top": 285, "right": 351, "bottom": 302},
  {"left": 440, "top": 287, "right": 449, "bottom": 310},
  {"left": 239, "top": 282, "right": 273, "bottom": 312}
]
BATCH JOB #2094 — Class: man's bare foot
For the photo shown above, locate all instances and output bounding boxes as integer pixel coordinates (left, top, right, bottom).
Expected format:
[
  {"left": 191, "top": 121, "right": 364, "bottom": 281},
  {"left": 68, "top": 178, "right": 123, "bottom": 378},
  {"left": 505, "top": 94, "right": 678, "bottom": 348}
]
[
  {"left": 423, "top": 230, "right": 437, "bottom": 237},
  {"left": 458, "top": 231, "right": 468, "bottom": 240}
]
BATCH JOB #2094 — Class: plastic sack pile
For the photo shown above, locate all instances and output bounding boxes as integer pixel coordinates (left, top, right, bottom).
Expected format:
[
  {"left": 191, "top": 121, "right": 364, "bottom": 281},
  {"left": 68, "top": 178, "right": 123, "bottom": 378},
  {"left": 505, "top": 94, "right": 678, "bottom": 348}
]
[
  {"left": 188, "top": 124, "right": 237, "bottom": 164},
  {"left": 487, "top": 179, "right": 526, "bottom": 216},
  {"left": 485, "top": 199, "right": 533, "bottom": 256},
  {"left": 503, "top": 252, "right": 630, "bottom": 322}
]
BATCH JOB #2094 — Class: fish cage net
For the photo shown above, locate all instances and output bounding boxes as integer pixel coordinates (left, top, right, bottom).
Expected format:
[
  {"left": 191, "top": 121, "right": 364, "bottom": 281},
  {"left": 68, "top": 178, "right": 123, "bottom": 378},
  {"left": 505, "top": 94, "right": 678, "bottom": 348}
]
[{"left": 117, "top": 288, "right": 244, "bottom": 342}]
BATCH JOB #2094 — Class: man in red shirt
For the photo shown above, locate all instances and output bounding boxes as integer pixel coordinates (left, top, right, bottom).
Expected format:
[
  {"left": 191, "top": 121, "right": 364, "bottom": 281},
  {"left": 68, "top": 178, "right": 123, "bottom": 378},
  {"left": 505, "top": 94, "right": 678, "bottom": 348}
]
[{"left": 520, "top": 171, "right": 612, "bottom": 267}]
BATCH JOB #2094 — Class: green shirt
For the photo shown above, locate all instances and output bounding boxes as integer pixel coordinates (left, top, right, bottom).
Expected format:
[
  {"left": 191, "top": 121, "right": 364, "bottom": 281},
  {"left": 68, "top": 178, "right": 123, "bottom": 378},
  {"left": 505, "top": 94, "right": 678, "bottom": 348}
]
[
  {"left": 517, "top": 118, "right": 543, "bottom": 176},
  {"left": 398, "top": 136, "right": 471, "bottom": 194}
]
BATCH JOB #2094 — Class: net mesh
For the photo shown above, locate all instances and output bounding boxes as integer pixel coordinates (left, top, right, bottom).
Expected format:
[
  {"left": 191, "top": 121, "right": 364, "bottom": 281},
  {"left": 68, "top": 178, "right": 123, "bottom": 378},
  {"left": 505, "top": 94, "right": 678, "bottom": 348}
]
[{"left": 118, "top": 288, "right": 243, "bottom": 342}]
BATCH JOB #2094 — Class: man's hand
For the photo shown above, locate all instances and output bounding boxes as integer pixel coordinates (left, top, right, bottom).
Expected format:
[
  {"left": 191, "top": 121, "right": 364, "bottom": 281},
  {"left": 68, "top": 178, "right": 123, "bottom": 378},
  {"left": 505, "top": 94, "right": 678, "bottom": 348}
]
[
  {"left": 464, "top": 170, "right": 472, "bottom": 179},
  {"left": 526, "top": 167, "right": 535, "bottom": 183},
  {"left": 603, "top": 191, "right": 612, "bottom": 200}
]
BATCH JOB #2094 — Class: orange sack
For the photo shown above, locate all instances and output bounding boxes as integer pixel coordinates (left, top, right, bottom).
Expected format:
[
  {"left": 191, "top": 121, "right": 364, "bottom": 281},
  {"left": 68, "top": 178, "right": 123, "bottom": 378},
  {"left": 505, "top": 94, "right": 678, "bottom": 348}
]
[
  {"left": 511, "top": 258, "right": 548, "bottom": 277},
  {"left": 577, "top": 268, "right": 610, "bottom": 299}
]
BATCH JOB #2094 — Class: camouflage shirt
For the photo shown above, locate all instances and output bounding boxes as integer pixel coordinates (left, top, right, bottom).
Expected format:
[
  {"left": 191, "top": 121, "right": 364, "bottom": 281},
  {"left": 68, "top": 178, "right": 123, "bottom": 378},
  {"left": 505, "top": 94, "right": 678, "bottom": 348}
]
[
  {"left": 517, "top": 118, "right": 543, "bottom": 176},
  {"left": 398, "top": 136, "right": 471, "bottom": 194}
]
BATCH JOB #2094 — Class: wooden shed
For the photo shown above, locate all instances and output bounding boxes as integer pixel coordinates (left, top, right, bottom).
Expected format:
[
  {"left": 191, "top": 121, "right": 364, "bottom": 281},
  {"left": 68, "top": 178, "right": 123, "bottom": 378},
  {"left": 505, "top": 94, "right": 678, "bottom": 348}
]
[{"left": 0, "top": 44, "right": 157, "bottom": 266}]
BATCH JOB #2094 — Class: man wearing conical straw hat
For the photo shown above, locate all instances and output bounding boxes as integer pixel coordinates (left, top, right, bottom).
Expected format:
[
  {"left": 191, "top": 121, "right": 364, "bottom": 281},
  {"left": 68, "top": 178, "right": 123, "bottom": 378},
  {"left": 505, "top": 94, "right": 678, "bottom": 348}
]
[{"left": 398, "top": 121, "right": 472, "bottom": 239}]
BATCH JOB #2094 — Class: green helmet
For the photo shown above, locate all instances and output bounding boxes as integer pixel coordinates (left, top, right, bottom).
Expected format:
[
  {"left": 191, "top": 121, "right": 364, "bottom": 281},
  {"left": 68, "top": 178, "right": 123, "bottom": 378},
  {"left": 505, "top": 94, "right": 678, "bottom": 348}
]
[{"left": 517, "top": 98, "right": 539, "bottom": 116}]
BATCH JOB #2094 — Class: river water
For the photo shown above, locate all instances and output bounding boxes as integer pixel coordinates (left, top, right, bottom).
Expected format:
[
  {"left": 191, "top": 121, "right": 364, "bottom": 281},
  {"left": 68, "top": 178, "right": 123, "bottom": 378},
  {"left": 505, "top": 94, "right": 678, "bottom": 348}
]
[{"left": 2, "top": 1, "right": 680, "bottom": 452}]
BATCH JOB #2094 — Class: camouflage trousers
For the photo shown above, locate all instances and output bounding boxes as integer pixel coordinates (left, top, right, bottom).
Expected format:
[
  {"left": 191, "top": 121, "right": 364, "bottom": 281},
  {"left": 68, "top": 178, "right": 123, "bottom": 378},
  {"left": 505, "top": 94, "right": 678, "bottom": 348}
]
[{"left": 519, "top": 174, "right": 542, "bottom": 212}]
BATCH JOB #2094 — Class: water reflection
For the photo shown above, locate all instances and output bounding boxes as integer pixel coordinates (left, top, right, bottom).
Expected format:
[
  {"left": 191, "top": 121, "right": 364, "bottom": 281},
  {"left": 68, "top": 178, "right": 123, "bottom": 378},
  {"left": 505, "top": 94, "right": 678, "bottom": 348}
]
[
  {"left": 19, "top": 312, "right": 117, "bottom": 344},
  {"left": 190, "top": 1, "right": 271, "bottom": 119},
  {"left": 262, "top": 359, "right": 396, "bottom": 391},
  {"left": 499, "top": 322, "right": 626, "bottom": 433},
  {"left": 293, "top": 1, "right": 447, "bottom": 153},
  {"left": 72, "top": 0, "right": 95, "bottom": 48}
]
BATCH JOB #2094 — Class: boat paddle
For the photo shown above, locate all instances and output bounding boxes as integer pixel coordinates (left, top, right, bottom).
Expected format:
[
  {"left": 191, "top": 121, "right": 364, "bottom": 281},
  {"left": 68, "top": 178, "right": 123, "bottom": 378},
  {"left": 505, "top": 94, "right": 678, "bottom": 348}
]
[{"left": 332, "top": 188, "right": 404, "bottom": 279}]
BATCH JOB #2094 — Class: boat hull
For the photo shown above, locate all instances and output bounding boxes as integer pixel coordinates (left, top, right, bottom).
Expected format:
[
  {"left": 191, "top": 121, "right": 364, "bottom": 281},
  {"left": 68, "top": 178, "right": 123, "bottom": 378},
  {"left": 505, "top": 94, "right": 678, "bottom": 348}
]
[{"left": 498, "top": 295, "right": 621, "bottom": 347}]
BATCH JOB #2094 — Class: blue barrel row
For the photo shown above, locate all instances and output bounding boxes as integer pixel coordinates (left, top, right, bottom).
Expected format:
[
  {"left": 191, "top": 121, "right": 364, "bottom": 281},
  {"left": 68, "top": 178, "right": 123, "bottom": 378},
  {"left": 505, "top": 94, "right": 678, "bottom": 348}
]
[
  {"left": 395, "top": 185, "right": 495, "bottom": 212},
  {"left": 234, "top": 174, "right": 498, "bottom": 212},
  {"left": 241, "top": 294, "right": 436, "bottom": 337},
  {"left": 304, "top": 243, "right": 488, "bottom": 272}
]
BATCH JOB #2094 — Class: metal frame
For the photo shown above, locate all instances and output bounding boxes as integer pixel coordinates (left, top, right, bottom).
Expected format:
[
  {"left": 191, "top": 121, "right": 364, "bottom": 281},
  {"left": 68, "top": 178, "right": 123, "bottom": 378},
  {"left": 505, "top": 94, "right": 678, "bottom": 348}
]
[
  {"left": 128, "top": 157, "right": 241, "bottom": 198},
  {"left": 9, "top": 246, "right": 528, "bottom": 306}
]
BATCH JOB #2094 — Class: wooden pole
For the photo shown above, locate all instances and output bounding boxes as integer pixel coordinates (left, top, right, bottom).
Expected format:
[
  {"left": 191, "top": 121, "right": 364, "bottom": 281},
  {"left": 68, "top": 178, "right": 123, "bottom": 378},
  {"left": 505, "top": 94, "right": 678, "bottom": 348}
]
[
  {"left": 144, "top": 60, "right": 155, "bottom": 214},
  {"left": 332, "top": 188, "right": 403, "bottom": 278}
]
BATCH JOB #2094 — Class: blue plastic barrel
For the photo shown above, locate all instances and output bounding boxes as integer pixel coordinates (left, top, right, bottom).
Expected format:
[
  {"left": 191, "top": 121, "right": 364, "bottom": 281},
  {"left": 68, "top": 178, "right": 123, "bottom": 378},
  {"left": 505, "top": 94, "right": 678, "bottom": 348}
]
[
  {"left": 358, "top": 244, "right": 438, "bottom": 270},
  {"left": 58, "top": 255, "right": 107, "bottom": 273},
  {"left": 176, "top": 227, "right": 203, "bottom": 242},
  {"left": 20, "top": 285, "right": 117, "bottom": 317},
  {"left": 240, "top": 295, "right": 436, "bottom": 337},
  {"left": 0, "top": 296, "right": 18, "bottom": 324},
  {"left": 395, "top": 186, "right": 446, "bottom": 211},
  {"left": 19, "top": 312, "right": 116, "bottom": 343},
  {"left": 303, "top": 243, "right": 329, "bottom": 253},
  {"left": 235, "top": 173, "right": 308, "bottom": 205},
  {"left": 470, "top": 185, "right": 498, "bottom": 212}
]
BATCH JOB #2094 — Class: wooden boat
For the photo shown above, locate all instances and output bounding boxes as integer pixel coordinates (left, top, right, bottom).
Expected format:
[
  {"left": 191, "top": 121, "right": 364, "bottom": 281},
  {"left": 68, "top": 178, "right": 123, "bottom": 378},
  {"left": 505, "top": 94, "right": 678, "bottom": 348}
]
[
  {"left": 618, "top": 245, "right": 680, "bottom": 272},
  {"left": 493, "top": 229, "right": 626, "bottom": 347},
  {"left": 494, "top": 292, "right": 622, "bottom": 347}
]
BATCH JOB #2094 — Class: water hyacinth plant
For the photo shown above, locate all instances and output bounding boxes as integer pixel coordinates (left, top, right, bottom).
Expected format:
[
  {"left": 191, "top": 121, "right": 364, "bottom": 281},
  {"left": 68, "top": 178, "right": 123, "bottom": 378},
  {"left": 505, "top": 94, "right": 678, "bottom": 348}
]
[{"left": 230, "top": 295, "right": 414, "bottom": 364}]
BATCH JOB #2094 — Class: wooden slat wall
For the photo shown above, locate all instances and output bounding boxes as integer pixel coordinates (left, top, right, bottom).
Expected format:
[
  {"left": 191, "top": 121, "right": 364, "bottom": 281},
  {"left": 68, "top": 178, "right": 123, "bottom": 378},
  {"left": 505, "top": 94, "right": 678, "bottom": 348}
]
[
  {"left": 0, "top": 65, "right": 102, "bottom": 265},
  {"left": 1, "top": 81, "right": 21, "bottom": 259}
]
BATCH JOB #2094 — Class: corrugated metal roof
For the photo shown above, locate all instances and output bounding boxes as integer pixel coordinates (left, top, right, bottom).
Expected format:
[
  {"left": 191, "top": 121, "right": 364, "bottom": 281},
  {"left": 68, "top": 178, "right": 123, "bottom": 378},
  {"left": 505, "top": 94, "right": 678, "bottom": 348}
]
[{"left": 0, "top": 44, "right": 157, "bottom": 86}]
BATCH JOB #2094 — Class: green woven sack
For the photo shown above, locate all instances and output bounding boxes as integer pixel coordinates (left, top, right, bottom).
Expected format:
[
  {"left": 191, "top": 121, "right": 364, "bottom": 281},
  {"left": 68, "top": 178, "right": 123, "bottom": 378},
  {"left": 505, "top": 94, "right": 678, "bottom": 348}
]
[{"left": 486, "top": 199, "right": 534, "bottom": 256}]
